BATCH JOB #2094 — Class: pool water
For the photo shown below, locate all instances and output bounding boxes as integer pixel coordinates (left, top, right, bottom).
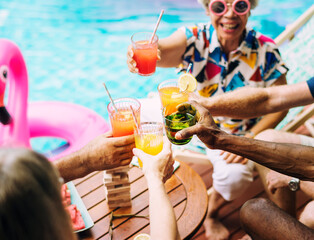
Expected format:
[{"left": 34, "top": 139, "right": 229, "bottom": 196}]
[{"left": 0, "top": 0, "right": 312, "bottom": 153}]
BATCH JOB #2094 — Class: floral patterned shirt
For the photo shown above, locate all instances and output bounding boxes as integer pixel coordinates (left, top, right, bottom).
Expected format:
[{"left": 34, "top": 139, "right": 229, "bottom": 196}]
[{"left": 180, "top": 23, "right": 288, "bottom": 134}]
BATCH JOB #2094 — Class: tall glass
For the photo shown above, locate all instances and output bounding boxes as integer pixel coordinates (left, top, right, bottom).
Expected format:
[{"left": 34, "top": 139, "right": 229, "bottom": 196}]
[
  {"left": 158, "top": 79, "right": 189, "bottom": 108},
  {"left": 107, "top": 98, "right": 141, "bottom": 137},
  {"left": 131, "top": 32, "right": 158, "bottom": 76},
  {"left": 134, "top": 122, "right": 163, "bottom": 168},
  {"left": 162, "top": 102, "right": 197, "bottom": 145}
]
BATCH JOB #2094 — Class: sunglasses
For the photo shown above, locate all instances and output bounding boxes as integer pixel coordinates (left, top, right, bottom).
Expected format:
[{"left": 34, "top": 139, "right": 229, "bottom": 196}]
[{"left": 209, "top": 0, "right": 251, "bottom": 16}]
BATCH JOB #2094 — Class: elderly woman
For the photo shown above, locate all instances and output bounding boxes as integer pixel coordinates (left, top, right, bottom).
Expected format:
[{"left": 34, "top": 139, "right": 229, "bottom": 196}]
[{"left": 128, "top": 0, "right": 288, "bottom": 239}]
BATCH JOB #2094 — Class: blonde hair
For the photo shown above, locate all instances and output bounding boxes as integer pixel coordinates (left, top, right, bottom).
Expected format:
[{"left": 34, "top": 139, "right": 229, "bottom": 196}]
[
  {"left": 0, "top": 148, "right": 76, "bottom": 240},
  {"left": 197, "top": 0, "right": 259, "bottom": 10}
]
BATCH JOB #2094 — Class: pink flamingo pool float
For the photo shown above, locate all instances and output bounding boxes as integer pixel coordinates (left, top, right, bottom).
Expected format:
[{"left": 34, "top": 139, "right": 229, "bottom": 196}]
[{"left": 0, "top": 39, "right": 110, "bottom": 161}]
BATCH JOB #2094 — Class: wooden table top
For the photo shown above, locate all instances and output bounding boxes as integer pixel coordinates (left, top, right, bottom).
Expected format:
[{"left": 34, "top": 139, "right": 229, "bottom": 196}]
[{"left": 75, "top": 160, "right": 208, "bottom": 240}]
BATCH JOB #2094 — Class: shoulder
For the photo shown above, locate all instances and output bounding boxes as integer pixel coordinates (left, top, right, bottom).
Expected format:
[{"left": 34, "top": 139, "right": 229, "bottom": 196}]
[{"left": 245, "top": 28, "right": 279, "bottom": 51}]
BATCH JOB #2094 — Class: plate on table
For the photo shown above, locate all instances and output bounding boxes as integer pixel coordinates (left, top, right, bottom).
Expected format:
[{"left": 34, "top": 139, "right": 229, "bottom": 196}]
[{"left": 66, "top": 181, "right": 94, "bottom": 233}]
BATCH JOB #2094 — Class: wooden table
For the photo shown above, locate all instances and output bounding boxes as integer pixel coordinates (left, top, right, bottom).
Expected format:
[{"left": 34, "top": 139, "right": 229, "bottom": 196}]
[{"left": 75, "top": 160, "right": 208, "bottom": 240}]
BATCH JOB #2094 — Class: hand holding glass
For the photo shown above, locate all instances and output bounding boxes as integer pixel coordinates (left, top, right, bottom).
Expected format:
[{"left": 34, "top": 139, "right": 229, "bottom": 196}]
[
  {"left": 134, "top": 122, "right": 164, "bottom": 168},
  {"left": 162, "top": 102, "right": 197, "bottom": 145},
  {"left": 131, "top": 32, "right": 158, "bottom": 76}
]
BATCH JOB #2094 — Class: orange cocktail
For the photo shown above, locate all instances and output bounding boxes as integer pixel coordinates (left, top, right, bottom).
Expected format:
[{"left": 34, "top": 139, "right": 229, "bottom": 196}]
[
  {"left": 158, "top": 79, "right": 189, "bottom": 109},
  {"left": 131, "top": 32, "right": 158, "bottom": 76},
  {"left": 134, "top": 122, "right": 163, "bottom": 168},
  {"left": 107, "top": 98, "right": 141, "bottom": 137}
]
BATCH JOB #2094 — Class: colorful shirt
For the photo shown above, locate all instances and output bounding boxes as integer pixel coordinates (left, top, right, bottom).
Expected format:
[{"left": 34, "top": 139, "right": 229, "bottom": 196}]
[{"left": 180, "top": 23, "right": 288, "bottom": 134}]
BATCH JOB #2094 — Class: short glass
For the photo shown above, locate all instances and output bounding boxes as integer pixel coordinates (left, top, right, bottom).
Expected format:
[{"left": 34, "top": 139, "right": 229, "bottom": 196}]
[
  {"left": 131, "top": 32, "right": 158, "bottom": 76},
  {"left": 107, "top": 98, "right": 141, "bottom": 137},
  {"left": 162, "top": 102, "right": 197, "bottom": 145},
  {"left": 158, "top": 79, "right": 189, "bottom": 108},
  {"left": 134, "top": 122, "right": 164, "bottom": 168}
]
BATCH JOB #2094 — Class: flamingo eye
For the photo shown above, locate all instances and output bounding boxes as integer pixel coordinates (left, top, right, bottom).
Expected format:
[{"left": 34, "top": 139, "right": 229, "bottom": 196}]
[{"left": 0, "top": 66, "right": 8, "bottom": 83}]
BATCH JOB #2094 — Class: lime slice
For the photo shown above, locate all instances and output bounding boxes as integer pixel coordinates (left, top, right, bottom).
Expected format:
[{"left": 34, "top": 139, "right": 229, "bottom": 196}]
[
  {"left": 133, "top": 233, "right": 151, "bottom": 240},
  {"left": 178, "top": 73, "right": 197, "bottom": 92}
]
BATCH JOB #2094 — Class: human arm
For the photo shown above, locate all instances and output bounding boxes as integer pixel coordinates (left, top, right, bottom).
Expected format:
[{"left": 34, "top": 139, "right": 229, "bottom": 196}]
[
  {"left": 266, "top": 171, "right": 314, "bottom": 199},
  {"left": 133, "top": 139, "right": 181, "bottom": 240},
  {"left": 175, "top": 101, "right": 314, "bottom": 181},
  {"left": 191, "top": 78, "right": 314, "bottom": 119},
  {"left": 127, "top": 29, "right": 187, "bottom": 73},
  {"left": 54, "top": 132, "right": 135, "bottom": 182},
  {"left": 216, "top": 75, "right": 288, "bottom": 164}
]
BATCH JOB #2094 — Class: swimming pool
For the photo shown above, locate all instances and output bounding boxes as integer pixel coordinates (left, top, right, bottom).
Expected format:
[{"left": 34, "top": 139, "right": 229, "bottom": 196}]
[{"left": 0, "top": 0, "right": 312, "bottom": 152}]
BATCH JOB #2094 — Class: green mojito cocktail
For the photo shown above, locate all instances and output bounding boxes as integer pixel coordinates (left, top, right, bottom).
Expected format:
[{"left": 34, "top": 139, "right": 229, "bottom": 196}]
[{"left": 162, "top": 102, "right": 197, "bottom": 145}]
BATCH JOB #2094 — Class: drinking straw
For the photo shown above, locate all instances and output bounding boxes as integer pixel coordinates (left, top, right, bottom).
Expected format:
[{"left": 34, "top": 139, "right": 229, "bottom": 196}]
[
  {"left": 149, "top": 9, "right": 164, "bottom": 44},
  {"left": 102, "top": 82, "right": 118, "bottom": 113},
  {"left": 186, "top": 63, "right": 192, "bottom": 73},
  {"left": 130, "top": 105, "right": 141, "bottom": 133}
]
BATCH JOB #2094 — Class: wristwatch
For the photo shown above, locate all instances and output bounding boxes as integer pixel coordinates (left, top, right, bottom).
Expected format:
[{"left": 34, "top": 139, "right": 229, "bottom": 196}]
[{"left": 288, "top": 178, "right": 300, "bottom": 191}]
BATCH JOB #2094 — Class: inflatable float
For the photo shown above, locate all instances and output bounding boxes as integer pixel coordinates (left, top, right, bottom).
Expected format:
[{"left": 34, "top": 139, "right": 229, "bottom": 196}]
[{"left": 0, "top": 39, "right": 110, "bottom": 161}]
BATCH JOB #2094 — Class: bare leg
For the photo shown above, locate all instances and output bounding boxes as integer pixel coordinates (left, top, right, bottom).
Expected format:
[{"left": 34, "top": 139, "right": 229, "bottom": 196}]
[
  {"left": 203, "top": 188, "right": 229, "bottom": 240},
  {"left": 255, "top": 164, "right": 296, "bottom": 216},
  {"left": 240, "top": 198, "right": 314, "bottom": 240},
  {"left": 204, "top": 148, "right": 254, "bottom": 240},
  {"left": 299, "top": 200, "right": 314, "bottom": 229},
  {"left": 255, "top": 130, "right": 302, "bottom": 216}
]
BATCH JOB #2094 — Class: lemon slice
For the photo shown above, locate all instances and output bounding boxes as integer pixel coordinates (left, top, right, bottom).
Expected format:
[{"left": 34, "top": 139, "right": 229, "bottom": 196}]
[
  {"left": 178, "top": 73, "right": 197, "bottom": 92},
  {"left": 133, "top": 233, "right": 151, "bottom": 240}
]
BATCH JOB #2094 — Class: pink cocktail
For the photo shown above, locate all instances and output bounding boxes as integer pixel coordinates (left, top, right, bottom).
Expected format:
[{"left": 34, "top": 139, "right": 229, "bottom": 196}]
[{"left": 131, "top": 32, "right": 158, "bottom": 76}]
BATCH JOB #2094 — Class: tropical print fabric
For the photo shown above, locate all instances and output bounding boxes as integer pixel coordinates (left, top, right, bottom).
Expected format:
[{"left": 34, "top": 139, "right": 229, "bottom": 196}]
[{"left": 180, "top": 23, "right": 288, "bottom": 134}]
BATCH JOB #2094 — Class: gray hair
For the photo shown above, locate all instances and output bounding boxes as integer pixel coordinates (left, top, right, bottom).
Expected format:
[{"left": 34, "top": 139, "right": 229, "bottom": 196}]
[
  {"left": 198, "top": 0, "right": 259, "bottom": 10},
  {"left": 0, "top": 148, "right": 75, "bottom": 240}
]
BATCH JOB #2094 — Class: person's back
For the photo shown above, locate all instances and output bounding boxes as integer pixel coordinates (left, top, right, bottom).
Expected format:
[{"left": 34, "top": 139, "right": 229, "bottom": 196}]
[{"left": 0, "top": 148, "right": 76, "bottom": 240}]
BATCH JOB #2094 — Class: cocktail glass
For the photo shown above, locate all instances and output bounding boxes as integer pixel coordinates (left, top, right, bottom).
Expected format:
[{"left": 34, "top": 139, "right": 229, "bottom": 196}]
[
  {"left": 134, "top": 122, "right": 163, "bottom": 168},
  {"left": 158, "top": 79, "right": 189, "bottom": 108},
  {"left": 131, "top": 32, "right": 158, "bottom": 76},
  {"left": 162, "top": 102, "right": 197, "bottom": 145},
  {"left": 107, "top": 98, "right": 141, "bottom": 137}
]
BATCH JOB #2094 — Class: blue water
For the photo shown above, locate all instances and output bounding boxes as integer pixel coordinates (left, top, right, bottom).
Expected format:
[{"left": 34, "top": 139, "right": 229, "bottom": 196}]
[{"left": 0, "top": 0, "right": 312, "bottom": 153}]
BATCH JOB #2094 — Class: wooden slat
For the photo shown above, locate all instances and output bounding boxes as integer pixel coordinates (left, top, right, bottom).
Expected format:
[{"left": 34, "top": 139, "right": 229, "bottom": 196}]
[
  {"left": 108, "top": 185, "right": 187, "bottom": 239},
  {"left": 281, "top": 104, "right": 314, "bottom": 132},
  {"left": 275, "top": 5, "right": 314, "bottom": 46}
]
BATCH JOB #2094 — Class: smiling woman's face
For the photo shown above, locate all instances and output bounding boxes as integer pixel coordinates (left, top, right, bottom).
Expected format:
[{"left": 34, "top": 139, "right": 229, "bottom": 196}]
[{"left": 207, "top": 0, "right": 249, "bottom": 49}]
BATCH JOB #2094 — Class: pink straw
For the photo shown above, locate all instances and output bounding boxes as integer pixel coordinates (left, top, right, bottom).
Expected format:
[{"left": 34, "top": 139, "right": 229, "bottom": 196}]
[
  {"left": 130, "top": 105, "right": 140, "bottom": 133},
  {"left": 149, "top": 9, "right": 164, "bottom": 43}
]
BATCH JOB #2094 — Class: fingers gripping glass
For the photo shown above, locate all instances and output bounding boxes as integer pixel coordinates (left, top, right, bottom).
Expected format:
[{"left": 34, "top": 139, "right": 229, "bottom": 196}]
[{"left": 209, "top": 0, "right": 250, "bottom": 16}]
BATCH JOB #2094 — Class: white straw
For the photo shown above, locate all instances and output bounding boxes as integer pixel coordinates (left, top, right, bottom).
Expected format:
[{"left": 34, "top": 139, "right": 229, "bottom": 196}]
[
  {"left": 102, "top": 82, "right": 118, "bottom": 113},
  {"left": 186, "top": 63, "right": 192, "bottom": 73},
  {"left": 130, "top": 105, "right": 140, "bottom": 133},
  {"left": 149, "top": 9, "right": 164, "bottom": 44}
]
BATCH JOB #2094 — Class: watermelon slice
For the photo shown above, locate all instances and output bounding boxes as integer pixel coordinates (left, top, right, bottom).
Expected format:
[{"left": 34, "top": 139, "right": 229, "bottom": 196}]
[{"left": 72, "top": 208, "right": 85, "bottom": 230}]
